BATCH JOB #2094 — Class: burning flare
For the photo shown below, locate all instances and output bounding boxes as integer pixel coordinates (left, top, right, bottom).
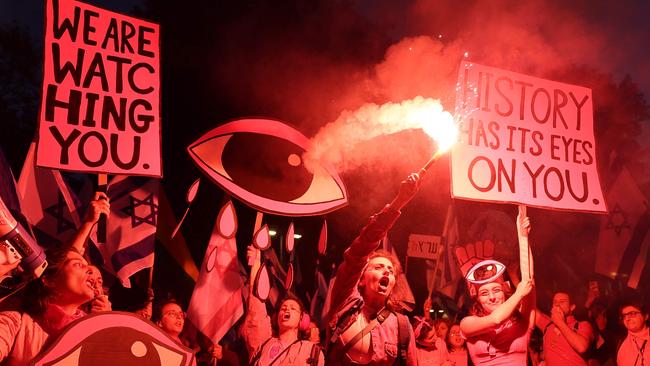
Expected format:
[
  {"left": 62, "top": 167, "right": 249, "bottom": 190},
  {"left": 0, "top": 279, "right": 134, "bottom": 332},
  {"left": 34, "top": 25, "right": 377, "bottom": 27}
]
[{"left": 304, "top": 96, "right": 458, "bottom": 172}]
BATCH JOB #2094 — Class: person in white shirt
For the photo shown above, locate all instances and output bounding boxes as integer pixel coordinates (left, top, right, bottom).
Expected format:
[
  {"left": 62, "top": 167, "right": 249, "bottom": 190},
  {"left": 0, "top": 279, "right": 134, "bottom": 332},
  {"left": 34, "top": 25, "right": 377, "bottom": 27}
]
[{"left": 617, "top": 300, "right": 650, "bottom": 366}]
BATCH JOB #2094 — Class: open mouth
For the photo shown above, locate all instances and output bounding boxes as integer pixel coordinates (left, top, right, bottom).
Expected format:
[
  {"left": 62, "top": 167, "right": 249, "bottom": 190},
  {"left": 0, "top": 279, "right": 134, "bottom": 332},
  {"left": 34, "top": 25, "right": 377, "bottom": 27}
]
[
  {"left": 86, "top": 279, "right": 96, "bottom": 291},
  {"left": 282, "top": 313, "right": 291, "bottom": 321},
  {"left": 86, "top": 280, "right": 101, "bottom": 296},
  {"left": 378, "top": 276, "right": 390, "bottom": 289}
]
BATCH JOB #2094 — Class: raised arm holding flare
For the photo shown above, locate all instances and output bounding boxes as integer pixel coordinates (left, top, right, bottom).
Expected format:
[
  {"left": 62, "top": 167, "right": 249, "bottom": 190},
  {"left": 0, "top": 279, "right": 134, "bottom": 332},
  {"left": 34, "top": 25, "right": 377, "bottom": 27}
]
[{"left": 325, "top": 173, "right": 421, "bottom": 366}]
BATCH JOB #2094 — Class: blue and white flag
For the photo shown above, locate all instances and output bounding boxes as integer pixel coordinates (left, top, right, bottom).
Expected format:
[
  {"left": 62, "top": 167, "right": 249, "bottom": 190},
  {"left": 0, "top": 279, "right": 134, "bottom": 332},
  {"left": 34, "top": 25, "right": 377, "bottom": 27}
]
[
  {"left": 93, "top": 175, "right": 159, "bottom": 287},
  {"left": 18, "top": 143, "right": 81, "bottom": 248}
]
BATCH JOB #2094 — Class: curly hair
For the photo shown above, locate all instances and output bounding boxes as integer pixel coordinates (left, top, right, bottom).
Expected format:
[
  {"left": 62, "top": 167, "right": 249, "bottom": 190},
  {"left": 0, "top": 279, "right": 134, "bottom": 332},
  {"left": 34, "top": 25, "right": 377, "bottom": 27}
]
[
  {"left": 360, "top": 249, "right": 407, "bottom": 312},
  {"left": 367, "top": 249, "right": 403, "bottom": 276}
]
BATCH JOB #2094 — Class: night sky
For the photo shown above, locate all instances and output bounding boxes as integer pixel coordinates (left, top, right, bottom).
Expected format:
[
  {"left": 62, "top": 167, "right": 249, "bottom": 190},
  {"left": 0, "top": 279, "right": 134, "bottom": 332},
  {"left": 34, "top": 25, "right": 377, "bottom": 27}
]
[{"left": 2, "top": 0, "right": 650, "bottom": 314}]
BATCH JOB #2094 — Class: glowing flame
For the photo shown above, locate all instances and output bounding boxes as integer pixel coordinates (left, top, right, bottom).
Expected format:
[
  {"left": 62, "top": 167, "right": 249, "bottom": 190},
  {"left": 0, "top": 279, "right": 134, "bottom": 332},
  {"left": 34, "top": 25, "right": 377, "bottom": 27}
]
[{"left": 410, "top": 103, "right": 458, "bottom": 153}]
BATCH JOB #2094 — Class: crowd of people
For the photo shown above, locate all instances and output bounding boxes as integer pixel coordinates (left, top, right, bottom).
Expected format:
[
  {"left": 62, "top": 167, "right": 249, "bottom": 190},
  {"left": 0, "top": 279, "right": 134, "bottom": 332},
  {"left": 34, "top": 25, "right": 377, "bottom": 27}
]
[{"left": 0, "top": 172, "right": 649, "bottom": 365}]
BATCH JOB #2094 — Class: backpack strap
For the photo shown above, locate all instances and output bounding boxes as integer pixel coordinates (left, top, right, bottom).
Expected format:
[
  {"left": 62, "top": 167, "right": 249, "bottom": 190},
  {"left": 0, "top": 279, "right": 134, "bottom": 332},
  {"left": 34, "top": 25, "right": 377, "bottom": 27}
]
[
  {"left": 250, "top": 337, "right": 274, "bottom": 365},
  {"left": 395, "top": 312, "right": 411, "bottom": 365},
  {"left": 543, "top": 321, "right": 553, "bottom": 335},
  {"left": 326, "top": 308, "right": 392, "bottom": 365},
  {"left": 326, "top": 300, "right": 362, "bottom": 355},
  {"left": 342, "top": 308, "right": 392, "bottom": 354},
  {"left": 307, "top": 343, "right": 322, "bottom": 365}
]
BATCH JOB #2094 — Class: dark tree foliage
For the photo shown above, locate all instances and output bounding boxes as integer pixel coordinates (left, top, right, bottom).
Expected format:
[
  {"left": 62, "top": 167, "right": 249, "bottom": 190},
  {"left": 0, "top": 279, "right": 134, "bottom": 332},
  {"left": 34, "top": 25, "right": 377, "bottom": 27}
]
[
  {"left": 0, "top": 24, "right": 41, "bottom": 173},
  {"left": 550, "top": 66, "right": 650, "bottom": 188}
]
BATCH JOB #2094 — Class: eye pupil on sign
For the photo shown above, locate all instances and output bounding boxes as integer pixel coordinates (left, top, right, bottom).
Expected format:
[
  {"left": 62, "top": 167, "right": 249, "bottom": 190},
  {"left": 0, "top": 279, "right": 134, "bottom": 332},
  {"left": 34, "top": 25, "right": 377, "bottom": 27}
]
[
  {"left": 287, "top": 153, "right": 301, "bottom": 167},
  {"left": 222, "top": 133, "right": 312, "bottom": 202}
]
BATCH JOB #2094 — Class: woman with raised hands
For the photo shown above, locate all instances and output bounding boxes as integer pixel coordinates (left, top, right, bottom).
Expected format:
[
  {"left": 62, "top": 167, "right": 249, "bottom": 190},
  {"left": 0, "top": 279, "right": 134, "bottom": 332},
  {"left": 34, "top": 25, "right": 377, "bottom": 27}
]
[{"left": 460, "top": 207, "right": 535, "bottom": 365}]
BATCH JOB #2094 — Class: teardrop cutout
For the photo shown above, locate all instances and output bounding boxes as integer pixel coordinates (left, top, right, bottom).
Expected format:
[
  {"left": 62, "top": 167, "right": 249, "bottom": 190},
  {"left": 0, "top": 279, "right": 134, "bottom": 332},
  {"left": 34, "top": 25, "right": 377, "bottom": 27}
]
[
  {"left": 318, "top": 219, "right": 328, "bottom": 255},
  {"left": 285, "top": 263, "right": 294, "bottom": 290},
  {"left": 254, "top": 263, "right": 271, "bottom": 301},
  {"left": 217, "top": 201, "right": 238, "bottom": 238},
  {"left": 206, "top": 246, "right": 218, "bottom": 272},
  {"left": 186, "top": 178, "right": 201, "bottom": 203},
  {"left": 253, "top": 224, "right": 271, "bottom": 250},
  {"left": 285, "top": 222, "right": 295, "bottom": 253}
]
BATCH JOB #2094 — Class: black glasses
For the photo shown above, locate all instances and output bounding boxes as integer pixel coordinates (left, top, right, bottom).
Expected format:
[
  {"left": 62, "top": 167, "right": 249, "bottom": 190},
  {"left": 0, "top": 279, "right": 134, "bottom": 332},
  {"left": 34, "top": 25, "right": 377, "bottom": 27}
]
[{"left": 621, "top": 310, "right": 642, "bottom": 320}]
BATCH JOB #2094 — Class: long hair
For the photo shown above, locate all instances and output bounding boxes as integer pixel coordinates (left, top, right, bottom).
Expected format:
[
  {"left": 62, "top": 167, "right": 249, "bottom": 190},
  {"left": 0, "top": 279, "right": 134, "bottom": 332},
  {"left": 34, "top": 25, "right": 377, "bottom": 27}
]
[
  {"left": 21, "top": 247, "right": 75, "bottom": 317},
  {"left": 360, "top": 249, "right": 407, "bottom": 312},
  {"left": 469, "top": 279, "right": 515, "bottom": 317}
]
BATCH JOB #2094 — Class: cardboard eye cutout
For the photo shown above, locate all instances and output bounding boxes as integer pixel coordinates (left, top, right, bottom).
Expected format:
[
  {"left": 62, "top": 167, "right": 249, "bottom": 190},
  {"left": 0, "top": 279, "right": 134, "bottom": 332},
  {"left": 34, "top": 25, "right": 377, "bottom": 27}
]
[
  {"left": 465, "top": 259, "right": 506, "bottom": 285},
  {"left": 187, "top": 118, "right": 348, "bottom": 216},
  {"left": 33, "top": 312, "right": 194, "bottom": 366}
]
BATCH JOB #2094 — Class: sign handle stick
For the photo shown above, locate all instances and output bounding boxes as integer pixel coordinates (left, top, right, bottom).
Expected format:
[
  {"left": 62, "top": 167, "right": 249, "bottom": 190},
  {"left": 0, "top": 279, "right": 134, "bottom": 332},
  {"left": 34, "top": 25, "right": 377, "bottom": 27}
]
[
  {"left": 430, "top": 248, "right": 442, "bottom": 295},
  {"left": 97, "top": 174, "right": 108, "bottom": 244},
  {"left": 427, "top": 271, "right": 434, "bottom": 299},
  {"left": 148, "top": 257, "right": 155, "bottom": 290},
  {"left": 517, "top": 204, "right": 531, "bottom": 281}
]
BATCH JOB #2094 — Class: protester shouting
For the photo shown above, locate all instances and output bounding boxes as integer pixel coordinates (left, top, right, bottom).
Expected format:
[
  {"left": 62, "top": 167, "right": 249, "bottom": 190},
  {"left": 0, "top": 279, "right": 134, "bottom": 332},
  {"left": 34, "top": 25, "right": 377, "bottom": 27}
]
[{"left": 325, "top": 173, "right": 422, "bottom": 365}]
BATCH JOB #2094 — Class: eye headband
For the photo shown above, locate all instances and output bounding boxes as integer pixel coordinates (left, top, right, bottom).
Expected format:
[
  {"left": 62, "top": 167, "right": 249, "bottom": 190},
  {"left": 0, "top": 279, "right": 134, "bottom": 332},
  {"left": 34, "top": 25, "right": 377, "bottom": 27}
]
[{"left": 465, "top": 259, "right": 506, "bottom": 285}]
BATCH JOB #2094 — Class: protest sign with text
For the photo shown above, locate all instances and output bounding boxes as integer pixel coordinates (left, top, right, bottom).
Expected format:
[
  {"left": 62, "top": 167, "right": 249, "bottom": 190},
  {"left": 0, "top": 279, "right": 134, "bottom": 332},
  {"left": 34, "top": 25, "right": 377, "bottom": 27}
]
[
  {"left": 451, "top": 61, "right": 606, "bottom": 213},
  {"left": 407, "top": 233, "right": 442, "bottom": 260},
  {"left": 36, "top": 0, "right": 161, "bottom": 177}
]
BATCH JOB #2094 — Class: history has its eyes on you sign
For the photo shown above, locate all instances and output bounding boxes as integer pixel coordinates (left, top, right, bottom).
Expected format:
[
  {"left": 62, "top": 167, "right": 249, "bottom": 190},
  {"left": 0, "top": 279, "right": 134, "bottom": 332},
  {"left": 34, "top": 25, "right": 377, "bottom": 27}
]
[{"left": 451, "top": 61, "right": 606, "bottom": 213}]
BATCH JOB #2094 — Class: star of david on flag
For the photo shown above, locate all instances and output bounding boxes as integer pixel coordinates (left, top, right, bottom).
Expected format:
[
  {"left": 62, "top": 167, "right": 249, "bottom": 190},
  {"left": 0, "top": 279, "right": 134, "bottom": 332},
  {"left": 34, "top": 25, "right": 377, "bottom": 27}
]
[
  {"left": 605, "top": 204, "right": 631, "bottom": 237},
  {"left": 92, "top": 175, "right": 159, "bottom": 287},
  {"left": 44, "top": 192, "right": 77, "bottom": 234},
  {"left": 18, "top": 143, "right": 81, "bottom": 248},
  {"left": 120, "top": 193, "right": 158, "bottom": 228},
  {"left": 596, "top": 167, "right": 650, "bottom": 288}
]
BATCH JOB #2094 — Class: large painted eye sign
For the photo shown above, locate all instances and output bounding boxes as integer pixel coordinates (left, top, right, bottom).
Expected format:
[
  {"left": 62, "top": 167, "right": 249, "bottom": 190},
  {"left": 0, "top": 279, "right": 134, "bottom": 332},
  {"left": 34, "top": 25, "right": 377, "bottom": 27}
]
[
  {"left": 187, "top": 118, "right": 348, "bottom": 216},
  {"left": 465, "top": 259, "right": 506, "bottom": 285},
  {"left": 33, "top": 312, "right": 194, "bottom": 366}
]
